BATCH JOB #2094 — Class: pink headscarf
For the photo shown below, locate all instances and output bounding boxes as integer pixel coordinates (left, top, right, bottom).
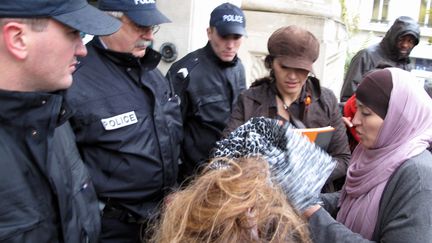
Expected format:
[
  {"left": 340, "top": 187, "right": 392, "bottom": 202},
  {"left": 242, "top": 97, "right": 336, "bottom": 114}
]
[{"left": 336, "top": 68, "right": 432, "bottom": 239}]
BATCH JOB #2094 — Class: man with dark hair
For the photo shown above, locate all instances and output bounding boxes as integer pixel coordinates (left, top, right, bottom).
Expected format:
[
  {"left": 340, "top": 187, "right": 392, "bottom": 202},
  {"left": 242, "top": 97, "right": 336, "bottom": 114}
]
[
  {"left": 340, "top": 16, "right": 420, "bottom": 102},
  {"left": 65, "top": 0, "right": 182, "bottom": 242},
  {"left": 166, "top": 2, "right": 247, "bottom": 183},
  {"left": 0, "top": 0, "right": 120, "bottom": 242}
]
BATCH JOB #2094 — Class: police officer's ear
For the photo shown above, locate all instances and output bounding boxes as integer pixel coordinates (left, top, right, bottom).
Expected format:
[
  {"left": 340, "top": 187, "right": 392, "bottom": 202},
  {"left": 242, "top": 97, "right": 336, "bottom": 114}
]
[
  {"left": 206, "top": 27, "right": 213, "bottom": 39},
  {"left": 264, "top": 55, "right": 273, "bottom": 69},
  {"left": 1, "top": 21, "right": 30, "bottom": 60}
]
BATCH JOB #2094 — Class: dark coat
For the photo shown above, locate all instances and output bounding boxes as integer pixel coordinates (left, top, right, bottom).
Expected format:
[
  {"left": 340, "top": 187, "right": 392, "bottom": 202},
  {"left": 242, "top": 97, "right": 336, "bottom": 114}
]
[
  {"left": 310, "top": 150, "right": 432, "bottom": 242},
  {"left": 340, "top": 16, "right": 420, "bottom": 102},
  {"left": 225, "top": 77, "right": 350, "bottom": 191},
  {"left": 66, "top": 37, "right": 182, "bottom": 218},
  {"left": 166, "top": 42, "right": 246, "bottom": 181},
  {"left": 0, "top": 90, "right": 100, "bottom": 242}
]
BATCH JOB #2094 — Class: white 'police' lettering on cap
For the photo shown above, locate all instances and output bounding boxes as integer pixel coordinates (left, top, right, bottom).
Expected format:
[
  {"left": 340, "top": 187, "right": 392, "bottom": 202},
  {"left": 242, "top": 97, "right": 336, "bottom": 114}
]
[
  {"left": 222, "top": 14, "right": 243, "bottom": 23},
  {"left": 101, "top": 111, "right": 138, "bottom": 130},
  {"left": 134, "top": 0, "right": 155, "bottom": 5}
]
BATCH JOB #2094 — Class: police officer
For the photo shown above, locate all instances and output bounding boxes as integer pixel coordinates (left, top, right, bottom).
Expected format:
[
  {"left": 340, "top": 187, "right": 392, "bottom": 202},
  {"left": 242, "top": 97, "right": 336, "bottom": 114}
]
[
  {"left": 65, "top": 0, "right": 182, "bottom": 242},
  {"left": 166, "top": 2, "right": 247, "bottom": 183},
  {"left": 0, "top": 0, "right": 120, "bottom": 242}
]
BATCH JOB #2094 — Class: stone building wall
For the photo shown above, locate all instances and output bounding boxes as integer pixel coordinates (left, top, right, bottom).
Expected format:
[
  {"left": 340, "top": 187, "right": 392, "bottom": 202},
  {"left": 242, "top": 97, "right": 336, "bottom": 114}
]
[{"left": 155, "top": 0, "right": 348, "bottom": 97}]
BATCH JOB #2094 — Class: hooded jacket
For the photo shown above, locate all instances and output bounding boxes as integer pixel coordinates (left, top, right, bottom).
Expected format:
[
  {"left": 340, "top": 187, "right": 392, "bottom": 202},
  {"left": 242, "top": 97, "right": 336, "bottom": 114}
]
[
  {"left": 225, "top": 77, "right": 350, "bottom": 192},
  {"left": 0, "top": 91, "right": 100, "bottom": 242},
  {"left": 66, "top": 37, "right": 182, "bottom": 218},
  {"left": 340, "top": 16, "right": 420, "bottom": 102}
]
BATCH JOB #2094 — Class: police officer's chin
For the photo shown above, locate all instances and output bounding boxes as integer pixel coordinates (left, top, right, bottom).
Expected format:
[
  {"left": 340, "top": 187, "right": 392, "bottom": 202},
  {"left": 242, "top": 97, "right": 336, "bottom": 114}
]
[
  {"left": 132, "top": 47, "right": 147, "bottom": 58},
  {"left": 132, "top": 40, "right": 150, "bottom": 58}
]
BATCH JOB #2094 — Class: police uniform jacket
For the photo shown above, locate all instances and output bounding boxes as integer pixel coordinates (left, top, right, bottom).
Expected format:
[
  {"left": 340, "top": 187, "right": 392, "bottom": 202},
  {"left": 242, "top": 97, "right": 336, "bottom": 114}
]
[
  {"left": 166, "top": 42, "right": 246, "bottom": 180},
  {"left": 66, "top": 37, "right": 182, "bottom": 219},
  {"left": 0, "top": 90, "right": 100, "bottom": 242},
  {"left": 224, "top": 77, "right": 351, "bottom": 192},
  {"left": 340, "top": 17, "right": 420, "bottom": 102}
]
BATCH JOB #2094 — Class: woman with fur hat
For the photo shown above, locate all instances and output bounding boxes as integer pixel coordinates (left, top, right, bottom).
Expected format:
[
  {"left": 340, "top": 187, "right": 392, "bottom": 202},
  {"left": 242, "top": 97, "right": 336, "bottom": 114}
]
[
  {"left": 224, "top": 25, "right": 350, "bottom": 192},
  {"left": 306, "top": 68, "right": 432, "bottom": 241}
]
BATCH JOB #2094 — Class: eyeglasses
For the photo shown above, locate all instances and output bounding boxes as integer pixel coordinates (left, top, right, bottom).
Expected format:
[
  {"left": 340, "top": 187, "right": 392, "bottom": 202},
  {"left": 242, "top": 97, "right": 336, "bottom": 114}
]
[
  {"left": 134, "top": 23, "right": 160, "bottom": 35},
  {"left": 122, "top": 17, "right": 160, "bottom": 35}
]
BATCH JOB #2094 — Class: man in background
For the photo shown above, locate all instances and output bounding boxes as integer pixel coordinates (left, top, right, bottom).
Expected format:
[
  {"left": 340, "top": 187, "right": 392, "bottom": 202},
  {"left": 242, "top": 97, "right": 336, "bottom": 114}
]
[
  {"left": 166, "top": 2, "right": 247, "bottom": 183},
  {"left": 340, "top": 16, "right": 420, "bottom": 102}
]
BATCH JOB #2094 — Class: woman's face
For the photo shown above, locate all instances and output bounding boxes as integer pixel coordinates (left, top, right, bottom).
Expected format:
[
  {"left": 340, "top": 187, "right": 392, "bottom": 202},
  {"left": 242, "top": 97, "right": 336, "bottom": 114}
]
[
  {"left": 272, "top": 58, "right": 309, "bottom": 97},
  {"left": 352, "top": 100, "right": 384, "bottom": 148}
]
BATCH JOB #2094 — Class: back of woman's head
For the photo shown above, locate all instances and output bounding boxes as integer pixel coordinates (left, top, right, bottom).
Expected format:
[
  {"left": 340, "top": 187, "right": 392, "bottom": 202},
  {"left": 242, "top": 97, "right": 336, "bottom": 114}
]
[{"left": 151, "top": 157, "right": 311, "bottom": 243}]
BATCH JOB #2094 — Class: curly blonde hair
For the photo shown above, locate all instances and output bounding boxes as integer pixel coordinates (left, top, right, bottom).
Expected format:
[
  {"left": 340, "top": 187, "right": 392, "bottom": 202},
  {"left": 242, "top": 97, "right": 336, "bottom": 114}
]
[{"left": 150, "top": 157, "right": 311, "bottom": 243}]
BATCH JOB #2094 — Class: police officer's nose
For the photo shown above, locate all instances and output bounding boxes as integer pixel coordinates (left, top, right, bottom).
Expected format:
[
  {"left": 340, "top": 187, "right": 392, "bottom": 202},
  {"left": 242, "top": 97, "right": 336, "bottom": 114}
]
[
  {"left": 76, "top": 39, "right": 88, "bottom": 57},
  {"left": 226, "top": 39, "right": 236, "bottom": 49}
]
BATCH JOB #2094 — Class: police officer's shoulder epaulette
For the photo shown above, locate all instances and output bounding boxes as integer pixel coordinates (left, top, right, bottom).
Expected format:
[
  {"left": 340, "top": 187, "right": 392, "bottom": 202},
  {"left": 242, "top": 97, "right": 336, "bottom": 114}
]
[{"left": 175, "top": 52, "right": 200, "bottom": 80}]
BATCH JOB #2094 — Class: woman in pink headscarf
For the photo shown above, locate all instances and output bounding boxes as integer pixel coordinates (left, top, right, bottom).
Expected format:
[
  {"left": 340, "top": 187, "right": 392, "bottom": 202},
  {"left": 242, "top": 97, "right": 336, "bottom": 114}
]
[{"left": 305, "top": 68, "right": 432, "bottom": 242}]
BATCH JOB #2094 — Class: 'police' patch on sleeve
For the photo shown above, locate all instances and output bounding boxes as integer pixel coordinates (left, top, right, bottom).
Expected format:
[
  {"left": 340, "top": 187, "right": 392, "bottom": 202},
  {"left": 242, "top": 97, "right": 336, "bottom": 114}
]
[{"left": 101, "top": 111, "right": 138, "bottom": 130}]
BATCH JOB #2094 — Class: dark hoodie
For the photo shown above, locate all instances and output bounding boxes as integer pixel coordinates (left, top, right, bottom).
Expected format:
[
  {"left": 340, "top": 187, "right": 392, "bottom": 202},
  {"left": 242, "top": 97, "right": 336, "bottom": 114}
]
[{"left": 340, "top": 16, "right": 420, "bottom": 102}]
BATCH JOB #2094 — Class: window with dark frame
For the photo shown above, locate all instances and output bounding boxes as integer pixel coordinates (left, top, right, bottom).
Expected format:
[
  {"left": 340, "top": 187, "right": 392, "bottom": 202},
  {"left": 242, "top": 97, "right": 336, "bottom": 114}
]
[
  {"left": 371, "top": 0, "right": 390, "bottom": 23},
  {"left": 419, "top": 0, "right": 432, "bottom": 27}
]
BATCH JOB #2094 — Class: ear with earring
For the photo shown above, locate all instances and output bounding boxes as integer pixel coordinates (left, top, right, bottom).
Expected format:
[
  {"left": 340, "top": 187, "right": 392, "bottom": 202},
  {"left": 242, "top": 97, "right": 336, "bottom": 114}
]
[
  {"left": 269, "top": 70, "right": 275, "bottom": 82},
  {"left": 264, "top": 55, "right": 275, "bottom": 82},
  {"left": 264, "top": 55, "right": 273, "bottom": 69}
]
